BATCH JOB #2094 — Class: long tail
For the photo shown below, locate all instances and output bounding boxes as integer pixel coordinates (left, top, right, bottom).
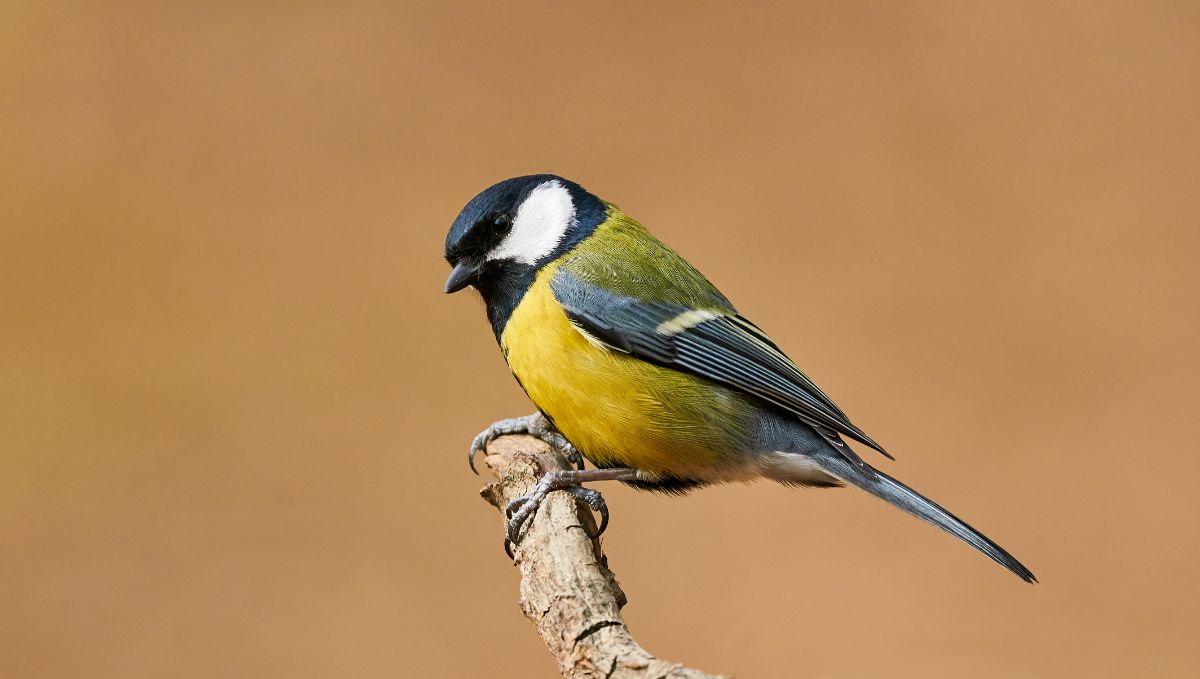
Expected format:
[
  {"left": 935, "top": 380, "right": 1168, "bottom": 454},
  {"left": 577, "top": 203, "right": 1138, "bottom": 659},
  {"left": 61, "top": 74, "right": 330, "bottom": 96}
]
[{"left": 815, "top": 452, "right": 1037, "bottom": 583}]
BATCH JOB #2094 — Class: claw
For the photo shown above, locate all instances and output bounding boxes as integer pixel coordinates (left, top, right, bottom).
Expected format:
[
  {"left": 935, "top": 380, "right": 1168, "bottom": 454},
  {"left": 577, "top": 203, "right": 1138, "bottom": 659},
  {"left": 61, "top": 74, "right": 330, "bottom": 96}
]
[
  {"left": 503, "top": 471, "right": 566, "bottom": 546},
  {"left": 563, "top": 445, "right": 586, "bottom": 472},
  {"left": 507, "top": 492, "right": 539, "bottom": 544},
  {"left": 564, "top": 486, "right": 609, "bottom": 538},
  {"left": 505, "top": 494, "right": 528, "bottom": 519},
  {"left": 476, "top": 430, "right": 635, "bottom": 557},
  {"left": 468, "top": 412, "right": 582, "bottom": 475},
  {"left": 501, "top": 468, "right": 630, "bottom": 551},
  {"left": 468, "top": 431, "right": 489, "bottom": 475}
]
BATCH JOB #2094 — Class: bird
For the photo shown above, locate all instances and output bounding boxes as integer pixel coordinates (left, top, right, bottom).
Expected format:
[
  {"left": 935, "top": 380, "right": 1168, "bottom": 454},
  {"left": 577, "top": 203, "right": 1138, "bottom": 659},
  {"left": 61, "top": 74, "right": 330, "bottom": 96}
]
[{"left": 444, "top": 174, "right": 1035, "bottom": 583}]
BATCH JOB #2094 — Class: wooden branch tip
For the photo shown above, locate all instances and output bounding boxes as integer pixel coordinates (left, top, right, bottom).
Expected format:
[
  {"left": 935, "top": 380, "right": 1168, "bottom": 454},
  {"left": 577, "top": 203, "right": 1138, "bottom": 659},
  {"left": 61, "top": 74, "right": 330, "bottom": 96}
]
[{"left": 479, "top": 434, "right": 725, "bottom": 679}]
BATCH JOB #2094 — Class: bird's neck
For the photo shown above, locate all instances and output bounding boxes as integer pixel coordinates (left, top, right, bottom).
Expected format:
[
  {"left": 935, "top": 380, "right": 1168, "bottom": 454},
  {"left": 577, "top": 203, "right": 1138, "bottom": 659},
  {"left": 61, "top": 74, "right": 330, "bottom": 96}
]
[{"left": 478, "top": 261, "right": 539, "bottom": 343}]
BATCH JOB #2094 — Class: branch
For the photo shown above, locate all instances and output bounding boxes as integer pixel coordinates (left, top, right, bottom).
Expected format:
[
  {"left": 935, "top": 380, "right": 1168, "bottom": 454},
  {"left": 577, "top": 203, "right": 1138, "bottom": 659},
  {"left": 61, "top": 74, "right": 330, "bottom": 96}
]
[{"left": 479, "top": 435, "right": 726, "bottom": 679}]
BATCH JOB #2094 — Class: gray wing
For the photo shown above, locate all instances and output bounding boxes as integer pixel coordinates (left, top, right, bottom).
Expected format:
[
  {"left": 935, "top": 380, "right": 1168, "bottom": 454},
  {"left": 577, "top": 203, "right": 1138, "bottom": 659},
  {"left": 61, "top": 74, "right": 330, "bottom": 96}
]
[{"left": 552, "top": 269, "right": 892, "bottom": 468}]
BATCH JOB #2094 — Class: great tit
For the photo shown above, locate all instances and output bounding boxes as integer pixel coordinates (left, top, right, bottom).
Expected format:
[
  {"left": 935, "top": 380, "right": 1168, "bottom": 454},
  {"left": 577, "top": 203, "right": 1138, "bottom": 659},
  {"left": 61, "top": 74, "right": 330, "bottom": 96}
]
[{"left": 444, "top": 174, "right": 1035, "bottom": 583}]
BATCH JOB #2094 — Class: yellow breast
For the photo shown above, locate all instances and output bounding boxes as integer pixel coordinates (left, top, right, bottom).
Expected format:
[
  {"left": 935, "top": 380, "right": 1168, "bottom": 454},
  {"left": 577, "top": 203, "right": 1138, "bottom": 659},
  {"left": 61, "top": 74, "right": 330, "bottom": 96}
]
[{"left": 500, "top": 261, "right": 751, "bottom": 479}]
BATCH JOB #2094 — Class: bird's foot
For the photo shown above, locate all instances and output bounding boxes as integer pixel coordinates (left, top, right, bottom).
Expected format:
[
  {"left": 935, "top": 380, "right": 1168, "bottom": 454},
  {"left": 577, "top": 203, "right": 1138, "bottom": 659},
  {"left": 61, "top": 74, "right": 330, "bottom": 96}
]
[
  {"left": 502, "top": 467, "right": 638, "bottom": 558},
  {"left": 469, "top": 412, "right": 583, "bottom": 474}
]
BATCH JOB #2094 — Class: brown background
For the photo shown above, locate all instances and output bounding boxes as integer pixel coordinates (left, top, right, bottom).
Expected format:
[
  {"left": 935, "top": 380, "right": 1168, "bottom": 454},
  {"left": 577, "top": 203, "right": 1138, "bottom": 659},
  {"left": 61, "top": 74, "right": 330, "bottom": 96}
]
[{"left": 2, "top": 2, "right": 1198, "bottom": 677}]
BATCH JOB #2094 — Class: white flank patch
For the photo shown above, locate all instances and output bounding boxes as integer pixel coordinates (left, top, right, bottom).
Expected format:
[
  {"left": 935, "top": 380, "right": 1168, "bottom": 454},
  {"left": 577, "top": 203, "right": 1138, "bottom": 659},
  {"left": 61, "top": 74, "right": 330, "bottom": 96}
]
[
  {"left": 488, "top": 179, "right": 575, "bottom": 265},
  {"left": 760, "top": 451, "right": 843, "bottom": 485},
  {"left": 655, "top": 309, "right": 719, "bottom": 336}
]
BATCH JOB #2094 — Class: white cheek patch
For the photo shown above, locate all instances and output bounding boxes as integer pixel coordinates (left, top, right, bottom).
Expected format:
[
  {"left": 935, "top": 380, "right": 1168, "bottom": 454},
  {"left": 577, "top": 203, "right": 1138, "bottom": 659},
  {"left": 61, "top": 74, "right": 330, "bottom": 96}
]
[{"left": 488, "top": 180, "right": 575, "bottom": 265}]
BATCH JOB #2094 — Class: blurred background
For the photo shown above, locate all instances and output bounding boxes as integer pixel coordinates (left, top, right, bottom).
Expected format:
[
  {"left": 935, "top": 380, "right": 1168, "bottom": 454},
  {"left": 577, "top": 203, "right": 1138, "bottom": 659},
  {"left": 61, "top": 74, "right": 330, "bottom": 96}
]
[{"left": 2, "top": 2, "right": 1198, "bottom": 677}]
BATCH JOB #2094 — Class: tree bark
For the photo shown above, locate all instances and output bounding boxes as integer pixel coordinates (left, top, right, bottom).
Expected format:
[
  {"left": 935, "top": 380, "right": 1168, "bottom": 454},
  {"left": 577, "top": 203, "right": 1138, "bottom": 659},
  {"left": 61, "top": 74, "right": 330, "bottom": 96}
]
[{"left": 479, "top": 435, "right": 726, "bottom": 679}]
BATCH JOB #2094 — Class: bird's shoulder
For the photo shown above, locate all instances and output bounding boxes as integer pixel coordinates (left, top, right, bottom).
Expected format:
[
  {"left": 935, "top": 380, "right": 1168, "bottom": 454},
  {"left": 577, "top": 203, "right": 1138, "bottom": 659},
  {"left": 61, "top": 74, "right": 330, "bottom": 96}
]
[{"left": 556, "top": 206, "right": 735, "bottom": 313}]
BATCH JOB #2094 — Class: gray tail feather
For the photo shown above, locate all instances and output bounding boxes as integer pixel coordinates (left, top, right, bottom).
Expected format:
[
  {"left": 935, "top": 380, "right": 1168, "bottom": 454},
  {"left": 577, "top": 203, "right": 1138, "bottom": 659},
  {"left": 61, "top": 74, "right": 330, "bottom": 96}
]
[{"left": 815, "top": 453, "right": 1037, "bottom": 583}]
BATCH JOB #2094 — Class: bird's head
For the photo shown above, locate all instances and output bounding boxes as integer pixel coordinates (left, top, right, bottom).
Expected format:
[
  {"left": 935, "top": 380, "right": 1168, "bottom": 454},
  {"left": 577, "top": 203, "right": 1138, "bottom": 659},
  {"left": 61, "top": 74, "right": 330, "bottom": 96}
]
[{"left": 443, "top": 174, "right": 605, "bottom": 294}]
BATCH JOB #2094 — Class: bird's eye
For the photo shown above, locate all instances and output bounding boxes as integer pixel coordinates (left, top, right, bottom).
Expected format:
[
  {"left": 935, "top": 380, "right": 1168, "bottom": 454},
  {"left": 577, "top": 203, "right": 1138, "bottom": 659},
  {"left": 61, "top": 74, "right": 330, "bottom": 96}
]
[{"left": 483, "top": 213, "right": 511, "bottom": 239}]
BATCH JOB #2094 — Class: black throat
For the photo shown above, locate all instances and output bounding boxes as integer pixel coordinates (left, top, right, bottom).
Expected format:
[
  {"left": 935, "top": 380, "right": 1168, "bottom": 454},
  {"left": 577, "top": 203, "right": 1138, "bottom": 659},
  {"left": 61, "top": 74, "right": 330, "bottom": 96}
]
[{"left": 475, "top": 260, "right": 539, "bottom": 343}]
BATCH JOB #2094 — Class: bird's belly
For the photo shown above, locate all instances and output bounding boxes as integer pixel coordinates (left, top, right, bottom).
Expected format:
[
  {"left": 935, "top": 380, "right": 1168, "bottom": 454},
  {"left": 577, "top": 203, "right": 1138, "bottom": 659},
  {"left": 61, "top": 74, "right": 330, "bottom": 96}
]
[{"left": 501, "top": 270, "right": 752, "bottom": 480}]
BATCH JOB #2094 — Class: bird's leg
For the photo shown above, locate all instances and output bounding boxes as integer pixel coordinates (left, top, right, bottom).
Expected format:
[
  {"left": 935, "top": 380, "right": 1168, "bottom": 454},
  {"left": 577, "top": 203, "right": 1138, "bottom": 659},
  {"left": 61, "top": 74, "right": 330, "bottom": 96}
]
[
  {"left": 469, "top": 412, "right": 584, "bottom": 474},
  {"left": 504, "top": 467, "right": 638, "bottom": 556}
]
